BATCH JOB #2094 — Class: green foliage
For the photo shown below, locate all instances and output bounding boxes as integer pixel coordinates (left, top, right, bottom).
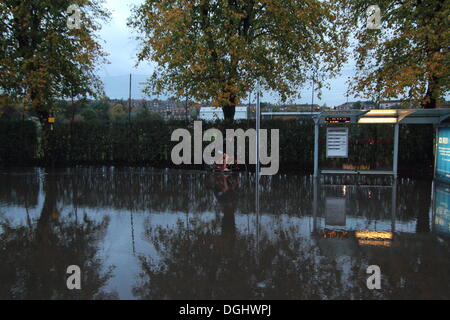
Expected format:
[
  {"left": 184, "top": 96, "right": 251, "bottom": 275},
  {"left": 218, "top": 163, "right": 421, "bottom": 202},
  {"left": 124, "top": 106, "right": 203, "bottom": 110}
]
[
  {"left": 348, "top": 0, "right": 450, "bottom": 108},
  {"left": 129, "top": 0, "right": 350, "bottom": 119},
  {"left": 0, "top": 121, "right": 37, "bottom": 165},
  {"left": 0, "top": 95, "right": 25, "bottom": 121},
  {"left": 108, "top": 104, "right": 127, "bottom": 121},
  {"left": 0, "top": 105, "right": 22, "bottom": 121},
  {"left": 0, "top": 119, "right": 434, "bottom": 175},
  {"left": 43, "top": 120, "right": 172, "bottom": 165},
  {"left": 191, "top": 108, "right": 200, "bottom": 121},
  {"left": 80, "top": 108, "right": 98, "bottom": 121},
  {"left": 0, "top": 0, "right": 110, "bottom": 121},
  {"left": 137, "top": 108, "right": 164, "bottom": 121}
]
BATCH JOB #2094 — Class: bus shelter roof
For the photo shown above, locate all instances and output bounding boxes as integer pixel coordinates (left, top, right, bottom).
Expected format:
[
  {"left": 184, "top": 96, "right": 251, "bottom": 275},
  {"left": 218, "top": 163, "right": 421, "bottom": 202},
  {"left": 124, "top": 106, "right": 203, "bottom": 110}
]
[{"left": 317, "top": 109, "right": 450, "bottom": 124}]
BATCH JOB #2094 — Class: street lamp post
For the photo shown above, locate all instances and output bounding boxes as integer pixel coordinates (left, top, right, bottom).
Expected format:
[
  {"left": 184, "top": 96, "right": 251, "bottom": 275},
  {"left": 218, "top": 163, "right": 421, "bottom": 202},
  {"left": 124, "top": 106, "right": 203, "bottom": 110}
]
[{"left": 256, "top": 79, "right": 261, "bottom": 180}]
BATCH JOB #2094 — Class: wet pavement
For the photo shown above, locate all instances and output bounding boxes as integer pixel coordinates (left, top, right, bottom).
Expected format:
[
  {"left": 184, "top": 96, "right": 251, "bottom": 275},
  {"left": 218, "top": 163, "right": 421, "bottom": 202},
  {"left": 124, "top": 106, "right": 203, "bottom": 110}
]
[{"left": 0, "top": 167, "right": 449, "bottom": 299}]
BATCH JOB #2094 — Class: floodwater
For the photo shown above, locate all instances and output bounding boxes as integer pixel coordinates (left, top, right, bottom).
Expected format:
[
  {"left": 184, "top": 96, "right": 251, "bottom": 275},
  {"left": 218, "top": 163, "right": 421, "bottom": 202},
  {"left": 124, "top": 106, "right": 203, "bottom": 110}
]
[{"left": 0, "top": 167, "right": 449, "bottom": 300}]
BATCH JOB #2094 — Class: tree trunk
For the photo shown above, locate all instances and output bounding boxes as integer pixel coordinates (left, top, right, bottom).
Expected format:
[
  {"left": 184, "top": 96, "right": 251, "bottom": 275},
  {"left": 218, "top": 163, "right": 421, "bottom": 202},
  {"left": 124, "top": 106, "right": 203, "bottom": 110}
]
[
  {"left": 36, "top": 109, "right": 54, "bottom": 166},
  {"left": 222, "top": 105, "right": 236, "bottom": 121},
  {"left": 37, "top": 169, "right": 57, "bottom": 235},
  {"left": 421, "top": 77, "right": 439, "bottom": 109},
  {"left": 34, "top": 169, "right": 57, "bottom": 299}
]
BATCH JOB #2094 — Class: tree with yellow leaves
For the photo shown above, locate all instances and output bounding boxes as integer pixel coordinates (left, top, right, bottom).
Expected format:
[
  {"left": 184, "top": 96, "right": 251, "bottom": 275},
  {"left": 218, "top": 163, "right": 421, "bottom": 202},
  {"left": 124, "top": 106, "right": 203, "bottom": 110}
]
[
  {"left": 0, "top": 0, "right": 110, "bottom": 124},
  {"left": 348, "top": 0, "right": 449, "bottom": 108},
  {"left": 129, "top": 0, "right": 350, "bottom": 120}
]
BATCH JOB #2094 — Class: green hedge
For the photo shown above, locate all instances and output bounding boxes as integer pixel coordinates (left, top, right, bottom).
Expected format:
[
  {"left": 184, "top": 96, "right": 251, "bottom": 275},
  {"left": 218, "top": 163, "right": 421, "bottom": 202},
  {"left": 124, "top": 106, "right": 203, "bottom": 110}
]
[
  {"left": 0, "top": 121, "right": 37, "bottom": 166},
  {"left": 46, "top": 120, "right": 173, "bottom": 166},
  {"left": 41, "top": 119, "right": 314, "bottom": 167},
  {"left": 0, "top": 119, "right": 435, "bottom": 173}
]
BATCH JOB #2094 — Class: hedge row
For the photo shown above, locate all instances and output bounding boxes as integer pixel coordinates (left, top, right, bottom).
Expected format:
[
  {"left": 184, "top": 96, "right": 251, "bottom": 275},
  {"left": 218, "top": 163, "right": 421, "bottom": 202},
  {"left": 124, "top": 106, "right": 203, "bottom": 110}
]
[
  {"left": 0, "top": 119, "right": 435, "bottom": 173},
  {"left": 0, "top": 121, "right": 37, "bottom": 166}
]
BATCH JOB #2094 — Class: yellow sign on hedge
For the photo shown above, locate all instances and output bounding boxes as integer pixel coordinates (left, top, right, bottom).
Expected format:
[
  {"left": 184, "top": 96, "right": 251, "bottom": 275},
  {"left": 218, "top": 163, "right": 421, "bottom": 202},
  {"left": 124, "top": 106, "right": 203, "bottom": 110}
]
[{"left": 48, "top": 117, "right": 56, "bottom": 123}]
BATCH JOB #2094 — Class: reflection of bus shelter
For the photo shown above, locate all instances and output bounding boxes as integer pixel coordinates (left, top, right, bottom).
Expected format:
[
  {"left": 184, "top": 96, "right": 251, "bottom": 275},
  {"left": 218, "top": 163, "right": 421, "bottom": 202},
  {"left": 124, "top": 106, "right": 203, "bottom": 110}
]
[
  {"left": 312, "top": 177, "right": 398, "bottom": 248},
  {"left": 313, "top": 109, "right": 450, "bottom": 178}
]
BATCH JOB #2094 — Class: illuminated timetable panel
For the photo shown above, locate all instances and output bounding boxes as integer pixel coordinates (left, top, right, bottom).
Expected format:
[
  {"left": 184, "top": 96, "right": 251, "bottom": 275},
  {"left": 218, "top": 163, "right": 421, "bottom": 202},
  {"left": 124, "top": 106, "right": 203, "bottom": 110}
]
[
  {"left": 326, "top": 127, "right": 349, "bottom": 158},
  {"left": 325, "top": 117, "right": 351, "bottom": 123}
]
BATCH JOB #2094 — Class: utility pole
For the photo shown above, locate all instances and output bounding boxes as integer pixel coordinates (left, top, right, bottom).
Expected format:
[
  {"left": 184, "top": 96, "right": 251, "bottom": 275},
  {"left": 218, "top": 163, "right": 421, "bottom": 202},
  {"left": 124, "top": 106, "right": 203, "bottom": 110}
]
[
  {"left": 128, "top": 73, "right": 132, "bottom": 123},
  {"left": 256, "top": 80, "right": 261, "bottom": 180},
  {"left": 127, "top": 74, "right": 132, "bottom": 163},
  {"left": 346, "top": 76, "right": 350, "bottom": 104},
  {"left": 311, "top": 74, "right": 315, "bottom": 113},
  {"left": 185, "top": 96, "right": 189, "bottom": 121}
]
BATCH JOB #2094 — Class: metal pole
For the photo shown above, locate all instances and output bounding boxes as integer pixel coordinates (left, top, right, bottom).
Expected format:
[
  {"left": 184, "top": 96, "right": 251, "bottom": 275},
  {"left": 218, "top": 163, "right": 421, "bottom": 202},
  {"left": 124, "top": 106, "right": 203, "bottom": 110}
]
[
  {"left": 130, "top": 211, "right": 136, "bottom": 255},
  {"left": 430, "top": 180, "right": 436, "bottom": 233},
  {"left": 185, "top": 96, "right": 189, "bottom": 121},
  {"left": 346, "top": 77, "right": 350, "bottom": 104},
  {"left": 311, "top": 74, "right": 315, "bottom": 113},
  {"left": 313, "top": 177, "right": 318, "bottom": 233},
  {"left": 313, "top": 118, "right": 320, "bottom": 177},
  {"left": 128, "top": 73, "right": 132, "bottom": 123},
  {"left": 255, "top": 172, "right": 260, "bottom": 255},
  {"left": 256, "top": 80, "right": 261, "bottom": 180},
  {"left": 127, "top": 74, "right": 132, "bottom": 163},
  {"left": 393, "top": 123, "right": 399, "bottom": 177},
  {"left": 391, "top": 177, "right": 397, "bottom": 233}
]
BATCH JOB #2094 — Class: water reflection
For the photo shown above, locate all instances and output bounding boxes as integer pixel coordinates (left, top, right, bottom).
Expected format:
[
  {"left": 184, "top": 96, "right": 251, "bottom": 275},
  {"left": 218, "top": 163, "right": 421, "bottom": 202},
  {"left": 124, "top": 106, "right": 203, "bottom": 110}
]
[
  {"left": 0, "top": 168, "right": 448, "bottom": 299},
  {"left": 433, "top": 182, "right": 450, "bottom": 238},
  {"left": 0, "top": 170, "right": 117, "bottom": 299}
]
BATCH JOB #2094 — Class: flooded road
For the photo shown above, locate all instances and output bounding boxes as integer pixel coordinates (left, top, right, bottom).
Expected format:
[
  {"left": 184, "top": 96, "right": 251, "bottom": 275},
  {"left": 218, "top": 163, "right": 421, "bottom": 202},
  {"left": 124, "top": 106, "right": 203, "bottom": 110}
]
[{"left": 0, "top": 168, "right": 449, "bottom": 299}]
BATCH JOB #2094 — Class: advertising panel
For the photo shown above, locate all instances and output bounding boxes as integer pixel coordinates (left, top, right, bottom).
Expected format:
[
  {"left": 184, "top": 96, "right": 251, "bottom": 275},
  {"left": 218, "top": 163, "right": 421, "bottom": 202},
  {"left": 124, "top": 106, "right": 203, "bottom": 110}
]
[{"left": 436, "top": 127, "right": 450, "bottom": 184}]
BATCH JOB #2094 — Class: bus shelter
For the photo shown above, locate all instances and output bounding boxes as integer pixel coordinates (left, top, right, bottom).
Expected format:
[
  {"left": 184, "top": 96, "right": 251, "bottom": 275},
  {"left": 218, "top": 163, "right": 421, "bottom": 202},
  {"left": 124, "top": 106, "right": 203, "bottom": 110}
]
[{"left": 312, "top": 109, "right": 450, "bottom": 178}]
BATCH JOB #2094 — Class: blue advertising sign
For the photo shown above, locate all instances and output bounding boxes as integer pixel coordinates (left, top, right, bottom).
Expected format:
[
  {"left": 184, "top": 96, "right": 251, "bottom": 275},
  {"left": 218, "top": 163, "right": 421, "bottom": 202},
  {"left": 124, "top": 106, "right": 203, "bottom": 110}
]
[
  {"left": 436, "top": 127, "right": 450, "bottom": 184},
  {"left": 434, "top": 182, "right": 450, "bottom": 238}
]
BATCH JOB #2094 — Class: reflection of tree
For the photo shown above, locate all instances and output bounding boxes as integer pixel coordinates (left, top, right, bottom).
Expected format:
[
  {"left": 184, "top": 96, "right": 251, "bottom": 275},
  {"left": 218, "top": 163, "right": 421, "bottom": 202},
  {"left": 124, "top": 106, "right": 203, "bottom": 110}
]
[
  {"left": 212, "top": 174, "right": 239, "bottom": 243},
  {"left": 343, "top": 235, "right": 450, "bottom": 300},
  {"left": 133, "top": 217, "right": 450, "bottom": 299},
  {"left": 1, "top": 168, "right": 431, "bottom": 226},
  {"left": 133, "top": 217, "right": 347, "bottom": 300},
  {"left": 39, "top": 168, "right": 425, "bottom": 224},
  {"left": 0, "top": 168, "right": 39, "bottom": 207},
  {"left": 0, "top": 172, "right": 117, "bottom": 300}
]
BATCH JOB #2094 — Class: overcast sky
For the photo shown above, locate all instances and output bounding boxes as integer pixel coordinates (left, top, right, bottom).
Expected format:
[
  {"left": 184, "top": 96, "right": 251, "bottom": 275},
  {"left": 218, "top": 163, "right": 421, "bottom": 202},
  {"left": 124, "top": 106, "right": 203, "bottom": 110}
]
[{"left": 98, "top": 0, "right": 358, "bottom": 106}]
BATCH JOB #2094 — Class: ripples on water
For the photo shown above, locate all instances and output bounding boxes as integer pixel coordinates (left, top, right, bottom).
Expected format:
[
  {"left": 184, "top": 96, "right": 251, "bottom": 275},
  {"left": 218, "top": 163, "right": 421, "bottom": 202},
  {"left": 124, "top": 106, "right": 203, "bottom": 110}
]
[{"left": 0, "top": 167, "right": 448, "bottom": 300}]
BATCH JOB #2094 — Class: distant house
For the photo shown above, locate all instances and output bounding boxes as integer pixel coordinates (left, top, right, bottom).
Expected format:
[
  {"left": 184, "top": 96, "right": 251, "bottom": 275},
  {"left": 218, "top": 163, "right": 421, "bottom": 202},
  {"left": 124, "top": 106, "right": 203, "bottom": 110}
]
[
  {"left": 274, "top": 104, "right": 320, "bottom": 112},
  {"left": 262, "top": 113, "right": 316, "bottom": 120},
  {"left": 336, "top": 101, "right": 378, "bottom": 110},
  {"left": 199, "top": 106, "right": 248, "bottom": 121},
  {"left": 296, "top": 104, "right": 320, "bottom": 111},
  {"left": 379, "top": 100, "right": 405, "bottom": 109},
  {"left": 336, "top": 103, "right": 353, "bottom": 111}
]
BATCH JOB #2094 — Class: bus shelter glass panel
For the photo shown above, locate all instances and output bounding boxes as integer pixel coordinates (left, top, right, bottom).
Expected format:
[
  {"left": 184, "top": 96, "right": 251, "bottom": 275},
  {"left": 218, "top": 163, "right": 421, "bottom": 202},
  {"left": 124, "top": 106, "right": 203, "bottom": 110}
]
[{"left": 319, "top": 124, "right": 394, "bottom": 171}]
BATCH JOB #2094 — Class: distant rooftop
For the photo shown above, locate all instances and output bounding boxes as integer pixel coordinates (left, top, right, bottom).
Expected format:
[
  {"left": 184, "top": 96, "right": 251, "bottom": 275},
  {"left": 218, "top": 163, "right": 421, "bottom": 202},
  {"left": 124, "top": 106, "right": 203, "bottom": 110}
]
[{"left": 200, "top": 106, "right": 248, "bottom": 111}]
